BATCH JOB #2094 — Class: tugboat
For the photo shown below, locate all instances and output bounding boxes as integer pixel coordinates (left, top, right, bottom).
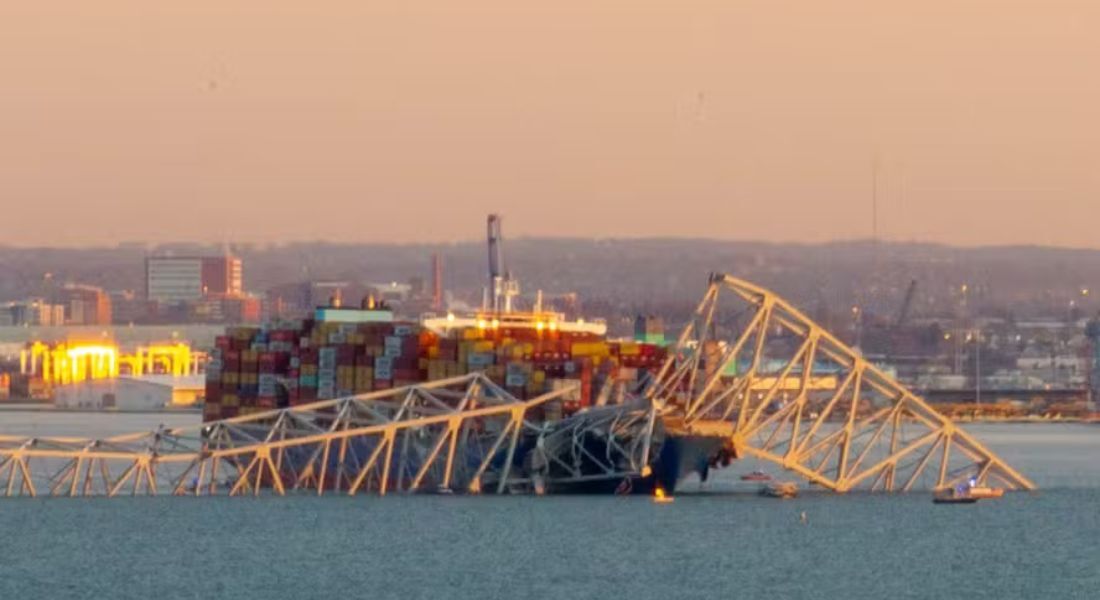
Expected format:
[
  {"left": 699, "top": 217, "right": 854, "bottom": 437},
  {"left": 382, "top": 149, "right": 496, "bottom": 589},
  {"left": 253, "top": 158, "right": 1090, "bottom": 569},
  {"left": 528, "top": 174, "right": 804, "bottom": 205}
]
[
  {"left": 964, "top": 478, "right": 1005, "bottom": 499},
  {"left": 933, "top": 478, "right": 1004, "bottom": 503},
  {"left": 932, "top": 485, "right": 978, "bottom": 504},
  {"left": 740, "top": 469, "right": 772, "bottom": 482}
]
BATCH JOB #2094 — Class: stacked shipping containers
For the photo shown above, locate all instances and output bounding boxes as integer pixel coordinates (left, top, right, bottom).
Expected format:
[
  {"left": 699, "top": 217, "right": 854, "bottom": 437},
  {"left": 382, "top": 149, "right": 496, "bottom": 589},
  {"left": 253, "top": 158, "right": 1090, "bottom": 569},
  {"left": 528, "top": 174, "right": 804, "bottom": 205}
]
[{"left": 203, "top": 316, "right": 667, "bottom": 423}]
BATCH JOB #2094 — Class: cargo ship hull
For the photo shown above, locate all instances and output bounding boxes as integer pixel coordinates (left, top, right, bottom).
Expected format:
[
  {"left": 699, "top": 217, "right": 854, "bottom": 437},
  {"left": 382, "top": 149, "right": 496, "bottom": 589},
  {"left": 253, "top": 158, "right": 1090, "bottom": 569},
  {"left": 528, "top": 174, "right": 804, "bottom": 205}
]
[{"left": 538, "top": 434, "right": 728, "bottom": 496}]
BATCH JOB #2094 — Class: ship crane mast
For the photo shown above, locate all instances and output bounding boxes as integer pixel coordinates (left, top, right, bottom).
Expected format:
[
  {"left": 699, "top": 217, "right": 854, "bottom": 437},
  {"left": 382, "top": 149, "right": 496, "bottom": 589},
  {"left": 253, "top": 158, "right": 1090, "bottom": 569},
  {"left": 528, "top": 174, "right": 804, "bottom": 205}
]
[{"left": 486, "top": 214, "right": 520, "bottom": 313}]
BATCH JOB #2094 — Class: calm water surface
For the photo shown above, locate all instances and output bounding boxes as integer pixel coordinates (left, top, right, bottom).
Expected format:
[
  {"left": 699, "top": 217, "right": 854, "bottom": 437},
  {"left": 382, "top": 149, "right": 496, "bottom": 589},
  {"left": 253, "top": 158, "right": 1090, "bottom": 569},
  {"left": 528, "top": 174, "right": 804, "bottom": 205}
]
[{"left": 1, "top": 414, "right": 1097, "bottom": 599}]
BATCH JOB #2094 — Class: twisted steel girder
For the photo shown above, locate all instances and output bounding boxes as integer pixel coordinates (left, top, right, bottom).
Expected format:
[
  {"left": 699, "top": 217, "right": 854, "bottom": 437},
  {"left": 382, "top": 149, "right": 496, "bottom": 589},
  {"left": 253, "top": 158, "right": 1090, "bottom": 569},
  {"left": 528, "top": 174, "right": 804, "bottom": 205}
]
[
  {"left": 0, "top": 374, "right": 568, "bottom": 498},
  {"left": 643, "top": 273, "right": 1035, "bottom": 492}
]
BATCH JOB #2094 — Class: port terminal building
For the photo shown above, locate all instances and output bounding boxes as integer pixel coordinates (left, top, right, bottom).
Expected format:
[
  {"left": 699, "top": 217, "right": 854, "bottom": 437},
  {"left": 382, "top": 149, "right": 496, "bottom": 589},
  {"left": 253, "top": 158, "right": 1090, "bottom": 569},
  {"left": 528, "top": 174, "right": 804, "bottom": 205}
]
[{"left": 53, "top": 374, "right": 204, "bottom": 411}]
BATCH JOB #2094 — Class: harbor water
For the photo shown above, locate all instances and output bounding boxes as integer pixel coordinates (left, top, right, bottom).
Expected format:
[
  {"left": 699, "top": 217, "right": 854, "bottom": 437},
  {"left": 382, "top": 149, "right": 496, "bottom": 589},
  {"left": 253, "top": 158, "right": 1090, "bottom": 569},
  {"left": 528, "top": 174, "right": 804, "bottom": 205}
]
[{"left": 1, "top": 415, "right": 1098, "bottom": 599}]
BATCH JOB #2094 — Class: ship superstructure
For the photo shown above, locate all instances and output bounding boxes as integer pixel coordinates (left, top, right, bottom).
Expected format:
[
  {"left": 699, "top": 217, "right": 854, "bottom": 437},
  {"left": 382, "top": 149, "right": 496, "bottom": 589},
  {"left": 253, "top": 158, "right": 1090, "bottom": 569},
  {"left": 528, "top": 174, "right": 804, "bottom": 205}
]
[{"left": 422, "top": 214, "right": 607, "bottom": 337}]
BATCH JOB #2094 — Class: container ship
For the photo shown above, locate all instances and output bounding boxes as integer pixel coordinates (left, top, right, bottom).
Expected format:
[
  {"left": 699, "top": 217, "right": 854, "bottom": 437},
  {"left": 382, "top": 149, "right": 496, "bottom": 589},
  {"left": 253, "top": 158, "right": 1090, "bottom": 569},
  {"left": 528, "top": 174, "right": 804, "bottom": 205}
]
[
  {"left": 202, "top": 216, "right": 693, "bottom": 493},
  {"left": 202, "top": 305, "right": 666, "bottom": 421}
]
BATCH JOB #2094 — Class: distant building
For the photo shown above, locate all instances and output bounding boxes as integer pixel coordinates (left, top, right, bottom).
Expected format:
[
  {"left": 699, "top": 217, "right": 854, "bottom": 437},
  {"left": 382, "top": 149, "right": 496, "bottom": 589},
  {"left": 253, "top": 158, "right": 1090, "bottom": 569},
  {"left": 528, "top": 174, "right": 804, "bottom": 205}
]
[
  {"left": 1, "top": 299, "right": 65, "bottom": 326},
  {"left": 145, "top": 255, "right": 242, "bottom": 303},
  {"left": 201, "top": 255, "right": 243, "bottom": 296},
  {"left": 221, "top": 295, "right": 262, "bottom": 323},
  {"left": 190, "top": 294, "right": 262, "bottom": 324},
  {"left": 263, "top": 282, "right": 313, "bottom": 321},
  {"left": 263, "top": 280, "right": 434, "bottom": 321},
  {"left": 109, "top": 290, "right": 145, "bottom": 324},
  {"left": 367, "top": 282, "right": 413, "bottom": 304},
  {"left": 61, "top": 284, "right": 112, "bottom": 325},
  {"left": 1016, "top": 348, "right": 1087, "bottom": 375},
  {"left": 263, "top": 281, "right": 387, "bottom": 321},
  {"left": 53, "top": 375, "right": 205, "bottom": 410}
]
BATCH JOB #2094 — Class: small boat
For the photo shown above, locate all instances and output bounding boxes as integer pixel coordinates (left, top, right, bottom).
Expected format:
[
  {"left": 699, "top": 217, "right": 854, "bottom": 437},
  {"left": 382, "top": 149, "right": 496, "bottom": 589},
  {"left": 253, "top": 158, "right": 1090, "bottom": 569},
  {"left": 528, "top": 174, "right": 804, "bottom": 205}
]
[
  {"left": 966, "top": 483, "right": 1004, "bottom": 499},
  {"left": 760, "top": 481, "right": 798, "bottom": 498},
  {"left": 741, "top": 470, "right": 772, "bottom": 482},
  {"left": 967, "top": 486, "right": 1003, "bottom": 499},
  {"left": 933, "top": 486, "right": 978, "bottom": 504}
]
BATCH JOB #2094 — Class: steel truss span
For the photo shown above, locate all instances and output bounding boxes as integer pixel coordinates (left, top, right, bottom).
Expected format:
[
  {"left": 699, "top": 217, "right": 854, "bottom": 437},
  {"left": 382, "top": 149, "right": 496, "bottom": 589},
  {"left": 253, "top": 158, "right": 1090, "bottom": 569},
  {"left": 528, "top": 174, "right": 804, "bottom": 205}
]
[
  {"left": 642, "top": 273, "right": 1034, "bottom": 493},
  {"left": 0, "top": 374, "right": 566, "bottom": 498},
  {"left": 0, "top": 274, "right": 1034, "bottom": 499}
]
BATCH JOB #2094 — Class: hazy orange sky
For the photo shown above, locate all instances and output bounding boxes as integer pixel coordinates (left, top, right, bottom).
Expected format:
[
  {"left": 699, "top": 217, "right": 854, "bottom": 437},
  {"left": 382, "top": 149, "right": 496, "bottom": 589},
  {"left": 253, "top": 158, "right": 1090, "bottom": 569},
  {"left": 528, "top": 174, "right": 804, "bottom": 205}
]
[{"left": 2, "top": 1, "right": 1098, "bottom": 247}]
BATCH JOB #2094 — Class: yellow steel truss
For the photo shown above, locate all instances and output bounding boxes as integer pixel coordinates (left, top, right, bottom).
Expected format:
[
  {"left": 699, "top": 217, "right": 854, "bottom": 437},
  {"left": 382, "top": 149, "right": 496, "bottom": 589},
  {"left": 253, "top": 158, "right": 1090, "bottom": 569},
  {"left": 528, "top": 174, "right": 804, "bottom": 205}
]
[
  {"left": 0, "top": 374, "right": 567, "bottom": 498},
  {"left": 645, "top": 273, "right": 1034, "bottom": 492}
]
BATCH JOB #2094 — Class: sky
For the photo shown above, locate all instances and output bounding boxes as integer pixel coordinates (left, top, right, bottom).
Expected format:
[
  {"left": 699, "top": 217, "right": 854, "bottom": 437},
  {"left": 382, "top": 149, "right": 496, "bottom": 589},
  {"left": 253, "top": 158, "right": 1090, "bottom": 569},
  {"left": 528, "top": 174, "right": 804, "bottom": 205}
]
[{"left": 1, "top": 1, "right": 1098, "bottom": 247}]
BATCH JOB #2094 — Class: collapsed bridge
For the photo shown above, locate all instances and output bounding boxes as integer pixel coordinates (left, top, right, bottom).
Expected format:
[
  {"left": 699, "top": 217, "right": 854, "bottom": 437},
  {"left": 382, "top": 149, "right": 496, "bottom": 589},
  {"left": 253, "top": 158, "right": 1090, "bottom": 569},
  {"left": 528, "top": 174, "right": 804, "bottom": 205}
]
[{"left": 0, "top": 274, "right": 1034, "bottom": 498}]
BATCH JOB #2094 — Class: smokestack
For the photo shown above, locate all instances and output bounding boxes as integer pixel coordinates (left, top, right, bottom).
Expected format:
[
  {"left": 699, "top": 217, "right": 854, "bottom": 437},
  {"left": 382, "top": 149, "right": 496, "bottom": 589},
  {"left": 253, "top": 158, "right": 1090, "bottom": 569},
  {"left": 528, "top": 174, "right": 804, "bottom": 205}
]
[{"left": 432, "top": 252, "right": 443, "bottom": 310}]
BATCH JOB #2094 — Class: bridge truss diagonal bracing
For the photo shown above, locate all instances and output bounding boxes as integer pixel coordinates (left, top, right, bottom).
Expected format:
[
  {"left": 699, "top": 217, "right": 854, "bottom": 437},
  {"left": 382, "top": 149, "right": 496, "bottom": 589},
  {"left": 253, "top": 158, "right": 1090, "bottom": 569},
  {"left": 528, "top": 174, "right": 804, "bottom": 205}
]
[
  {"left": 0, "top": 274, "right": 1035, "bottom": 500},
  {"left": 645, "top": 273, "right": 1035, "bottom": 493},
  {"left": 0, "top": 374, "right": 566, "bottom": 498}
]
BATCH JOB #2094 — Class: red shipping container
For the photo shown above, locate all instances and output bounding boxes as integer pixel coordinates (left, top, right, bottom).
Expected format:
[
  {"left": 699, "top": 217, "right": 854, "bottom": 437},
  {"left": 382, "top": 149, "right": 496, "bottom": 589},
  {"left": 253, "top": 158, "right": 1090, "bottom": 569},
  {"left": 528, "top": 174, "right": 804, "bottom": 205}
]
[
  {"left": 337, "top": 344, "right": 356, "bottom": 364},
  {"left": 299, "top": 348, "right": 318, "bottom": 363},
  {"left": 580, "top": 382, "right": 592, "bottom": 407},
  {"left": 224, "top": 350, "right": 242, "bottom": 371},
  {"left": 393, "top": 368, "right": 421, "bottom": 381},
  {"left": 259, "top": 352, "right": 276, "bottom": 373},
  {"left": 259, "top": 351, "right": 291, "bottom": 373},
  {"left": 358, "top": 323, "right": 392, "bottom": 336},
  {"left": 271, "top": 330, "right": 296, "bottom": 343}
]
